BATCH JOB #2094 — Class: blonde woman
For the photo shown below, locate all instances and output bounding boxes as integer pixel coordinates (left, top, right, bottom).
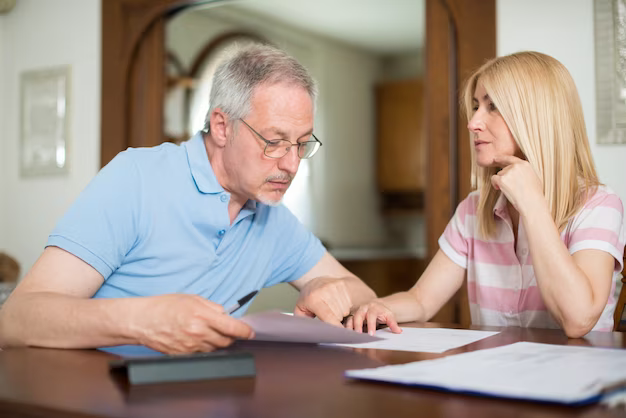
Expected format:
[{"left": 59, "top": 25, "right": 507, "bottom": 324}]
[{"left": 347, "top": 51, "right": 625, "bottom": 338}]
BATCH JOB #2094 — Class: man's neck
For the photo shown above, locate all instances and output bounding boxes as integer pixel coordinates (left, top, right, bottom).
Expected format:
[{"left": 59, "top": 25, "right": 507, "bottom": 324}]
[{"left": 203, "top": 133, "right": 247, "bottom": 224}]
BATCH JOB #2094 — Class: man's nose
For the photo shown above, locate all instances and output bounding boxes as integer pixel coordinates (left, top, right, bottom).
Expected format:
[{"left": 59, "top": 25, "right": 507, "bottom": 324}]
[{"left": 278, "top": 145, "right": 300, "bottom": 175}]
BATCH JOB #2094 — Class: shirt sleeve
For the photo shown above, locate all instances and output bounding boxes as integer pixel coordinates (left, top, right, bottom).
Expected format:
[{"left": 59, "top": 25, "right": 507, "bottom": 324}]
[
  {"left": 47, "top": 151, "right": 142, "bottom": 279},
  {"left": 438, "top": 196, "right": 472, "bottom": 269},
  {"left": 266, "top": 206, "right": 326, "bottom": 286},
  {"left": 566, "top": 190, "right": 625, "bottom": 273}
]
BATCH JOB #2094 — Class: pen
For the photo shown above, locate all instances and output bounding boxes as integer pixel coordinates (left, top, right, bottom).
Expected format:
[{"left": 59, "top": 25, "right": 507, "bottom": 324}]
[{"left": 225, "top": 290, "right": 258, "bottom": 315}]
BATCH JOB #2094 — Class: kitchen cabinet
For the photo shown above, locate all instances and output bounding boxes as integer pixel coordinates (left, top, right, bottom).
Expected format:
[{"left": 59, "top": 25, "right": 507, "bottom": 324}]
[{"left": 376, "top": 78, "right": 425, "bottom": 195}]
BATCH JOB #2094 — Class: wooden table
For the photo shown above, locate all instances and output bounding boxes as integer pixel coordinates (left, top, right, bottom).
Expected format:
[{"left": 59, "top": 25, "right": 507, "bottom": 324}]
[{"left": 1, "top": 323, "right": 625, "bottom": 418}]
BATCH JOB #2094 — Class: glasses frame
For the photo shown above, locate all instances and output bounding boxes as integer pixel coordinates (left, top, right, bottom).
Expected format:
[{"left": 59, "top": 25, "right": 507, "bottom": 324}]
[{"left": 239, "top": 119, "right": 322, "bottom": 159}]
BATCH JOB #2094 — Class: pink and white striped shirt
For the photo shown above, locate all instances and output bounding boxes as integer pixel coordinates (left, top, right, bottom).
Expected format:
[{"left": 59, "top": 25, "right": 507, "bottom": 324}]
[{"left": 439, "top": 186, "right": 625, "bottom": 331}]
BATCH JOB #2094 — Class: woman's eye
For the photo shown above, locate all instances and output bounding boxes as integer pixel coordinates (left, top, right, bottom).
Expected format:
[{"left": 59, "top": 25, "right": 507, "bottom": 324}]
[{"left": 488, "top": 102, "right": 497, "bottom": 111}]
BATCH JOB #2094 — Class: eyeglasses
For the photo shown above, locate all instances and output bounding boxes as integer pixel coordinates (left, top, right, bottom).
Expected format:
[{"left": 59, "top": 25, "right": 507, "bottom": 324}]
[{"left": 239, "top": 119, "right": 322, "bottom": 159}]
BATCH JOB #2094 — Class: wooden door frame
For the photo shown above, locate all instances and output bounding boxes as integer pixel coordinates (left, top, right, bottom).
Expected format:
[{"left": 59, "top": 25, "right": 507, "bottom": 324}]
[
  {"left": 101, "top": 0, "right": 199, "bottom": 167},
  {"left": 425, "top": 0, "right": 495, "bottom": 325},
  {"left": 101, "top": 0, "right": 496, "bottom": 325}
]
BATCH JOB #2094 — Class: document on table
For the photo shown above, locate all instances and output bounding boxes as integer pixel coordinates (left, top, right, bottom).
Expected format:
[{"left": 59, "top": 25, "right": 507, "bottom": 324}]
[
  {"left": 328, "top": 327, "right": 499, "bottom": 353},
  {"left": 346, "top": 341, "right": 626, "bottom": 405},
  {"left": 241, "top": 311, "right": 383, "bottom": 344}
]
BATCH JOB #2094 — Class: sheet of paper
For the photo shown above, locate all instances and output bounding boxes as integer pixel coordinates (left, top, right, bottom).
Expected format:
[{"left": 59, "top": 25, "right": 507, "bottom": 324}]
[
  {"left": 346, "top": 341, "right": 626, "bottom": 405},
  {"left": 329, "top": 327, "right": 499, "bottom": 353},
  {"left": 241, "top": 311, "right": 382, "bottom": 344}
]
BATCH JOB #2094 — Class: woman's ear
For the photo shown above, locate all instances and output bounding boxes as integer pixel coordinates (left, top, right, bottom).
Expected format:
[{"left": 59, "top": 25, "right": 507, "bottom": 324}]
[{"left": 208, "top": 109, "right": 230, "bottom": 147}]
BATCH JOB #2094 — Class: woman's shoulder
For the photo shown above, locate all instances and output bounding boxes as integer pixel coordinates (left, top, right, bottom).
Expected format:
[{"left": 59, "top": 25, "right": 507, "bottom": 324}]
[
  {"left": 457, "top": 190, "right": 481, "bottom": 211},
  {"left": 450, "top": 190, "right": 481, "bottom": 224},
  {"left": 581, "top": 185, "right": 624, "bottom": 214}
]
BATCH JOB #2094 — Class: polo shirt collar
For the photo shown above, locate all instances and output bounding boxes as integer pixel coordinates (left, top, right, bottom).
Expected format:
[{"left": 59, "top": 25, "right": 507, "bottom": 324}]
[
  {"left": 493, "top": 191, "right": 509, "bottom": 219},
  {"left": 184, "top": 132, "right": 224, "bottom": 194}
]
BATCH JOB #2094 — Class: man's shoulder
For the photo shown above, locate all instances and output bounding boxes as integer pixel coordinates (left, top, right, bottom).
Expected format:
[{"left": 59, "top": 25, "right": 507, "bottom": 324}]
[
  {"left": 121, "top": 142, "right": 184, "bottom": 167},
  {"left": 102, "top": 142, "right": 186, "bottom": 180}
]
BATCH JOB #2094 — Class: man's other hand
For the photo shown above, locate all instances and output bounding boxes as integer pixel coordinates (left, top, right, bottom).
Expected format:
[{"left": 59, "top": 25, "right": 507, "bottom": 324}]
[
  {"left": 130, "top": 294, "right": 254, "bottom": 354},
  {"left": 293, "top": 277, "right": 352, "bottom": 326}
]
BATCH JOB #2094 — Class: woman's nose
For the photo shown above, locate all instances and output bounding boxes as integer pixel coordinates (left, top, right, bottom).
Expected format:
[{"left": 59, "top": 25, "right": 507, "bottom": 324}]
[{"left": 468, "top": 113, "right": 485, "bottom": 132}]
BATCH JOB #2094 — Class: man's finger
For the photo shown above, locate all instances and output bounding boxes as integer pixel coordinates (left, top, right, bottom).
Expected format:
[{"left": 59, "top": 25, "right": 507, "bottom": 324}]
[
  {"left": 343, "top": 315, "right": 354, "bottom": 330},
  {"left": 293, "top": 305, "right": 315, "bottom": 318},
  {"left": 208, "top": 314, "right": 255, "bottom": 339},
  {"left": 313, "top": 303, "right": 343, "bottom": 326}
]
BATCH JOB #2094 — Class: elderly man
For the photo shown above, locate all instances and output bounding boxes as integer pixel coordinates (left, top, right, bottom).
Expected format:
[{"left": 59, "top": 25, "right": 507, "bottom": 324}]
[{"left": 0, "top": 44, "right": 375, "bottom": 354}]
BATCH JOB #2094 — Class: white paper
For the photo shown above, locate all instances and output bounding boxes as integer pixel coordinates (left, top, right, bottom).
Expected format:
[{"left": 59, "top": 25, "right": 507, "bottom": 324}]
[
  {"left": 241, "top": 310, "right": 383, "bottom": 344},
  {"left": 329, "top": 327, "right": 499, "bottom": 353},
  {"left": 346, "top": 341, "right": 626, "bottom": 404}
]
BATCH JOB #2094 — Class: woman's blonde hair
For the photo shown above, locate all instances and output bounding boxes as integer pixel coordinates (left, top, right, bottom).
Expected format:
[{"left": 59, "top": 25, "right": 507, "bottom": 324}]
[{"left": 462, "top": 51, "right": 600, "bottom": 238}]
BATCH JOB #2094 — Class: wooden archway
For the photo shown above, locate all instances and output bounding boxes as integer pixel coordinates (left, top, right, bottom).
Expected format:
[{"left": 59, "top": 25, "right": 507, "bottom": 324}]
[{"left": 101, "top": 0, "right": 200, "bottom": 167}]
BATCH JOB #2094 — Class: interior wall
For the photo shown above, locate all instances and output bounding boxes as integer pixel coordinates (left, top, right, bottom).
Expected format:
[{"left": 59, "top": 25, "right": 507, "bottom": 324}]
[
  {"left": 497, "top": 0, "right": 626, "bottom": 204},
  {"left": 0, "top": 0, "right": 101, "bottom": 277}
]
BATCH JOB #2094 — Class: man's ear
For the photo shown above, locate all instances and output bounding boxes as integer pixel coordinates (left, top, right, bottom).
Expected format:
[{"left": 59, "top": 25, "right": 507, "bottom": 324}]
[{"left": 209, "top": 108, "right": 231, "bottom": 147}]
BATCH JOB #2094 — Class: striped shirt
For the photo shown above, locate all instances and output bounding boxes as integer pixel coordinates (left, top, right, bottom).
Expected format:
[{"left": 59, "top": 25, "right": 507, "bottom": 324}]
[{"left": 439, "top": 186, "right": 625, "bottom": 331}]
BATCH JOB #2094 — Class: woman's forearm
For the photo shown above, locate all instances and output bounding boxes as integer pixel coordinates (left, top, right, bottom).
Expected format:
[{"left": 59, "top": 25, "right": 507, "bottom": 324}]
[
  {"left": 521, "top": 201, "right": 604, "bottom": 337},
  {"left": 377, "top": 291, "right": 428, "bottom": 323}
]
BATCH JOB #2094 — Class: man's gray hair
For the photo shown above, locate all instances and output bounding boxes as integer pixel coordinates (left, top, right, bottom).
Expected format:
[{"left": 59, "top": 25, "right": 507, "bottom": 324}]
[{"left": 205, "top": 43, "right": 317, "bottom": 132}]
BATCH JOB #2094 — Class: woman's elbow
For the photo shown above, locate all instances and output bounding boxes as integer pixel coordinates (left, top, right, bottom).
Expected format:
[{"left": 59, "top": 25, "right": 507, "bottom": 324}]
[{"left": 561, "top": 315, "right": 598, "bottom": 339}]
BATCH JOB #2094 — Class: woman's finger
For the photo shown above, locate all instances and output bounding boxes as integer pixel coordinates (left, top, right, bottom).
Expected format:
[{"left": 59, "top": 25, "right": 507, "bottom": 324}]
[{"left": 366, "top": 309, "right": 380, "bottom": 336}]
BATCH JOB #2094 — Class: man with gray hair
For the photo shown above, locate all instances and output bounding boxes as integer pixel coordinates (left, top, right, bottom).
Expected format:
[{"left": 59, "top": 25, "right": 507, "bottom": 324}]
[{"left": 0, "top": 44, "right": 376, "bottom": 354}]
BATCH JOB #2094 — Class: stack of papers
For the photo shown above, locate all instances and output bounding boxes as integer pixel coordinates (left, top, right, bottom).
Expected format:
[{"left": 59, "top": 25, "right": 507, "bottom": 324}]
[
  {"left": 346, "top": 341, "right": 626, "bottom": 405},
  {"left": 329, "top": 327, "right": 499, "bottom": 353}
]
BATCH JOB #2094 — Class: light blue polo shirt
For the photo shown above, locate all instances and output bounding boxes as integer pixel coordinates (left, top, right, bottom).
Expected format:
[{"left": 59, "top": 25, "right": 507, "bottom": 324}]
[{"left": 47, "top": 132, "right": 325, "bottom": 316}]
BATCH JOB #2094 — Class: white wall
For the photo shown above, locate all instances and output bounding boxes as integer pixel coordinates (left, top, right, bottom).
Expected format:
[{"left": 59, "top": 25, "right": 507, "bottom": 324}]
[
  {"left": 498, "top": 0, "right": 626, "bottom": 204},
  {"left": 0, "top": 0, "right": 101, "bottom": 277}
]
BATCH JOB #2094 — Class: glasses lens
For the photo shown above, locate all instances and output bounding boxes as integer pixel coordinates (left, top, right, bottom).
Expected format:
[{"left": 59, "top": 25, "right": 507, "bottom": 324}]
[
  {"left": 264, "top": 140, "right": 291, "bottom": 158},
  {"left": 298, "top": 141, "right": 320, "bottom": 159}
]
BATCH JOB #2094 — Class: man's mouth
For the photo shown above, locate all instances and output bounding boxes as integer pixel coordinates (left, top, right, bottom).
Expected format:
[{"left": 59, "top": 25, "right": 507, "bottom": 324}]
[{"left": 266, "top": 179, "right": 291, "bottom": 189}]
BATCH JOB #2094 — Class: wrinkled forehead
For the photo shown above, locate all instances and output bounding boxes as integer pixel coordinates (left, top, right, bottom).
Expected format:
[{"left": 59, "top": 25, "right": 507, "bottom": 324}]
[{"left": 246, "top": 82, "right": 314, "bottom": 124}]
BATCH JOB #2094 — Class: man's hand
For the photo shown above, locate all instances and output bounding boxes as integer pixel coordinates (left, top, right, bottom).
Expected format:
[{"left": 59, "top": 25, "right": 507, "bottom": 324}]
[
  {"left": 293, "top": 277, "right": 353, "bottom": 326},
  {"left": 130, "top": 294, "right": 255, "bottom": 354}
]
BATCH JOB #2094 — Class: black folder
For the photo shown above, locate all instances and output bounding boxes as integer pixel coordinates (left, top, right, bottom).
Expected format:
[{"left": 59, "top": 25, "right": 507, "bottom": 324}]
[{"left": 109, "top": 351, "right": 255, "bottom": 385}]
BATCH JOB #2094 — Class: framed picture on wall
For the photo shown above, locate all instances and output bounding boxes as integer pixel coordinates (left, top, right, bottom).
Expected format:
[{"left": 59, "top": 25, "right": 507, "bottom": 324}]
[
  {"left": 20, "top": 66, "right": 70, "bottom": 177},
  {"left": 594, "top": 0, "right": 626, "bottom": 144}
]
